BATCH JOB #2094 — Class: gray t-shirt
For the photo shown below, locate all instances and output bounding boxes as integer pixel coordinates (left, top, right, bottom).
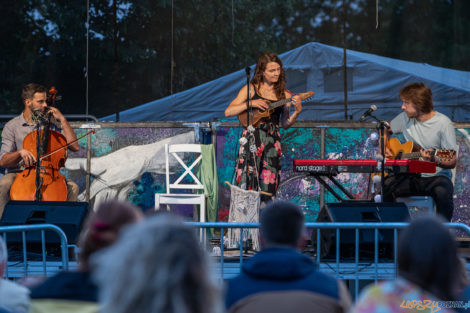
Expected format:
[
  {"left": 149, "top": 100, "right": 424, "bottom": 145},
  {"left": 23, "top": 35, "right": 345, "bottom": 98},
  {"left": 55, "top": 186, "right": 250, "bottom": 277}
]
[
  {"left": 390, "top": 111, "right": 457, "bottom": 180},
  {"left": 0, "top": 113, "right": 61, "bottom": 173}
]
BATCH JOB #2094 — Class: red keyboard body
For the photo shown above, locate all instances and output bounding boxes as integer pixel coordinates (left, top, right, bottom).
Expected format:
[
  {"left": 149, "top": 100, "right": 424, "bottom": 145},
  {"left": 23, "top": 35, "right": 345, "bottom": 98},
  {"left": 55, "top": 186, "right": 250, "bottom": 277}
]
[{"left": 293, "top": 159, "right": 436, "bottom": 174}]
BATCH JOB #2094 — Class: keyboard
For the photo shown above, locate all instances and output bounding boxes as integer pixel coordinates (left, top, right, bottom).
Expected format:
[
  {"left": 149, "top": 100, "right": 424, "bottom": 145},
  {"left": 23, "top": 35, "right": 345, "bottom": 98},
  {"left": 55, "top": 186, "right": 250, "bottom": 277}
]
[{"left": 293, "top": 159, "right": 436, "bottom": 175}]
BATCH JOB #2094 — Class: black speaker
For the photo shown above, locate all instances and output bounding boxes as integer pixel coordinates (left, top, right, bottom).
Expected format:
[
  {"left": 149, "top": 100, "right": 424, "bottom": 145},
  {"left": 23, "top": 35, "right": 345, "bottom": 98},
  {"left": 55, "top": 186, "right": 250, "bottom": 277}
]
[
  {"left": 0, "top": 200, "right": 89, "bottom": 245},
  {"left": 313, "top": 201, "right": 410, "bottom": 261}
]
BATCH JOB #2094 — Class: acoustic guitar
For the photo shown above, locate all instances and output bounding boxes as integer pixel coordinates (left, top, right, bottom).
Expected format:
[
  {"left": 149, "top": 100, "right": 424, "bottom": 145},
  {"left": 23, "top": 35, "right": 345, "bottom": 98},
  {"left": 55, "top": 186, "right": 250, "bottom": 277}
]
[
  {"left": 238, "top": 91, "right": 314, "bottom": 127},
  {"left": 386, "top": 137, "right": 456, "bottom": 160},
  {"left": 370, "top": 137, "right": 456, "bottom": 179}
]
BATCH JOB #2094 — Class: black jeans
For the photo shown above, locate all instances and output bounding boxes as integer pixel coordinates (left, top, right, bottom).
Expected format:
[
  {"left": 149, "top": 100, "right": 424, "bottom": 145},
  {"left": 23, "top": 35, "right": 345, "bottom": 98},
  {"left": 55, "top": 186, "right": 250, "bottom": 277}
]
[{"left": 383, "top": 174, "right": 454, "bottom": 221}]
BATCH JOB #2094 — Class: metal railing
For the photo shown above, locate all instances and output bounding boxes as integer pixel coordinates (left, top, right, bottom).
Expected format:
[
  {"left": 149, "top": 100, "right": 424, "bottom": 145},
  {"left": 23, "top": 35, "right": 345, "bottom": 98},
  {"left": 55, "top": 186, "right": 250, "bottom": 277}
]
[
  {"left": 188, "top": 222, "right": 470, "bottom": 299},
  {"left": 1, "top": 224, "right": 70, "bottom": 278},
  {"left": 0, "top": 114, "right": 98, "bottom": 123},
  {"left": 1, "top": 221, "right": 469, "bottom": 299}
]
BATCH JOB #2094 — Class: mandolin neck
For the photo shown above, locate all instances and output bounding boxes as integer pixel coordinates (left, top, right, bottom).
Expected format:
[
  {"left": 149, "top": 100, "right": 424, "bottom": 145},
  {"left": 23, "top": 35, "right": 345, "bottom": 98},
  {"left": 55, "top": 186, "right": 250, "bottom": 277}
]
[{"left": 268, "top": 97, "right": 290, "bottom": 110}]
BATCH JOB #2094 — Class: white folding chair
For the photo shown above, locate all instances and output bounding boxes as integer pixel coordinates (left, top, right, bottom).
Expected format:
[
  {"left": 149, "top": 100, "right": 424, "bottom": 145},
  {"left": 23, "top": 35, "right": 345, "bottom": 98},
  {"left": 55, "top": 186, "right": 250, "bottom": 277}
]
[{"left": 155, "top": 144, "right": 206, "bottom": 225}]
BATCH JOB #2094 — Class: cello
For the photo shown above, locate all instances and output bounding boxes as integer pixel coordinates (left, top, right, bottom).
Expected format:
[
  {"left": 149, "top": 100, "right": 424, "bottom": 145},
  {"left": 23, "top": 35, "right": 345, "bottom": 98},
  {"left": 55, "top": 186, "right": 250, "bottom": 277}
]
[
  {"left": 9, "top": 87, "right": 91, "bottom": 201},
  {"left": 9, "top": 122, "right": 68, "bottom": 201}
]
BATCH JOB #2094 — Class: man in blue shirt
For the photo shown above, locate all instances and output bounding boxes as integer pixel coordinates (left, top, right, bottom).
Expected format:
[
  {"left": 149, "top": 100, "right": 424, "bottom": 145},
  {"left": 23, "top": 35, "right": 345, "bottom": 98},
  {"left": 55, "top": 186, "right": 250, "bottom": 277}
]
[{"left": 225, "top": 200, "right": 351, "bottom": 313}]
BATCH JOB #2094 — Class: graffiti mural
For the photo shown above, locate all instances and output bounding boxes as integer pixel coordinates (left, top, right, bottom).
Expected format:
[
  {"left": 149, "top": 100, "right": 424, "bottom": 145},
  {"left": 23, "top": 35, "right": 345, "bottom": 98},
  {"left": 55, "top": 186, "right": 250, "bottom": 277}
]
[
  {"left": 1, "top": 124, "right": 469, "bottom": 227},
  {"left": 216, "top": 125, "right": 470, "bottom": 225},
  {"left": 65, "top": 128, "right": 195, "bottom": 211}
]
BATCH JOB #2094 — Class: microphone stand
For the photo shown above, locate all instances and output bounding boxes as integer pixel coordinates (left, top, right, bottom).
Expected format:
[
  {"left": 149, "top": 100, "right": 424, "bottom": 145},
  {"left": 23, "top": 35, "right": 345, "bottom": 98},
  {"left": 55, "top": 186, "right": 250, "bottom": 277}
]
[
  {"left": 244, "top": 66, "right": 253, "bottom": 190},
  {"left": 245, "top": 66, "right": 252, "bottom": 127},
  {"left": 34, "top": 122, "right": 43, "bottom": 201},
  {"left": 367, "top": 114, "right": 390, "bottom": 201}
]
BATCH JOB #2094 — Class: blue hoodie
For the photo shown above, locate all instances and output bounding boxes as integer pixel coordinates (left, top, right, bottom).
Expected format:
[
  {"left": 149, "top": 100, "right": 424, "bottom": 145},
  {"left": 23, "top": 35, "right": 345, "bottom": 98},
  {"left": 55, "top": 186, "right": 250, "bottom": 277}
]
[{"left": 225, "top": 247, "right": 342, "bottom": 309}]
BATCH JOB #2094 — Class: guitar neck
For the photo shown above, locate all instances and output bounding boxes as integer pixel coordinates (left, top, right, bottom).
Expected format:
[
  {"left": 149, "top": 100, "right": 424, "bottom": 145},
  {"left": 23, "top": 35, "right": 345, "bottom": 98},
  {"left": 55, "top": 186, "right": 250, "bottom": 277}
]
[
  {"left": 401, "top": 150, "right": 444, "bottom": 160},
  {"left": 400, "top": 152, "right": 422, "bottom": 159}
]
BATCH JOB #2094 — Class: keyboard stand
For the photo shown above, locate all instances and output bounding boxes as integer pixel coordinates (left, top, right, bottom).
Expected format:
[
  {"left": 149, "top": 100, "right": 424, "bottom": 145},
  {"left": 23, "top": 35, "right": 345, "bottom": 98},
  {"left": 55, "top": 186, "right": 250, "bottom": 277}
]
[{"left": 309, "top": 172, "right": 355, "bottom": 201}]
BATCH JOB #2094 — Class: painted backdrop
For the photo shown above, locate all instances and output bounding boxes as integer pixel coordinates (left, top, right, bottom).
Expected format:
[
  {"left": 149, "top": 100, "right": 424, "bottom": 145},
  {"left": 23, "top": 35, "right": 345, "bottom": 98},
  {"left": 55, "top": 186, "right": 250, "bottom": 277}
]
[
  {"left": 1, "top": 125, "right": 468, "bottom": 225},
  {"left": 216, "top": 126, "right": 470, "bottom": 225}
]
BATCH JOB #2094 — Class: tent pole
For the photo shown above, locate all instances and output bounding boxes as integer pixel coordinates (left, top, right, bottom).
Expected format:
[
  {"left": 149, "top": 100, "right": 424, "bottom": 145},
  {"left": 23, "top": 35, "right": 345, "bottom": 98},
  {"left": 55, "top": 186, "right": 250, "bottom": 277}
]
[{"left": 342, "top": 0, "right": 348, "bottom": 120}]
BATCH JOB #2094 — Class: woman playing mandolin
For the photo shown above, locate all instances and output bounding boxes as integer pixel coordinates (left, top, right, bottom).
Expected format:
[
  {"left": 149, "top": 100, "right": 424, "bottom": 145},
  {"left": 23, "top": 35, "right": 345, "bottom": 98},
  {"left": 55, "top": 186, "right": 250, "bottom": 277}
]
[
  {"left": 0, "top": 83, "right": 80, "bottom": 218},
  {"left": 225, "top": 52, "right": 302, "bottom": 202}
]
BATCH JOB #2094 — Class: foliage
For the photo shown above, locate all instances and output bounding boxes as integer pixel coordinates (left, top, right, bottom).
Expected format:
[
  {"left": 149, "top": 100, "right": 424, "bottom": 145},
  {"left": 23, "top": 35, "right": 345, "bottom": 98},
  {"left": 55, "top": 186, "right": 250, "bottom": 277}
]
[{"left": 0, "top": 0, "right": 469, "bottom": 118}]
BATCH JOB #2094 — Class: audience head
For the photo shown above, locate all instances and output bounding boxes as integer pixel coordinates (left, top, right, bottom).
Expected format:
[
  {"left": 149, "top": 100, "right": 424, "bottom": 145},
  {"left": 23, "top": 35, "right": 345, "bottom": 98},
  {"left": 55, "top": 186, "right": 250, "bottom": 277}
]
[
  {"left": 259, "top": 200, "right": 305, "bottom": 249},
  {"left": 398, "top": 215, "right": 460, "bottom": 300},
  {"left": 78, "top": 200, "right": 144, "bottom": 271},
  {"left": 93, "top": 214, "right": 222, "bottom": 313}
]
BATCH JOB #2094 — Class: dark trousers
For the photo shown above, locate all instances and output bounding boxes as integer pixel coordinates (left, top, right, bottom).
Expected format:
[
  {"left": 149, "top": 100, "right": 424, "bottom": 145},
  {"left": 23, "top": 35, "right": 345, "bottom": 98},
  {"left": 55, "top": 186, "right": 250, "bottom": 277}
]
[{"left": 383, "top": 174, "right": 454, "bottom": 221}]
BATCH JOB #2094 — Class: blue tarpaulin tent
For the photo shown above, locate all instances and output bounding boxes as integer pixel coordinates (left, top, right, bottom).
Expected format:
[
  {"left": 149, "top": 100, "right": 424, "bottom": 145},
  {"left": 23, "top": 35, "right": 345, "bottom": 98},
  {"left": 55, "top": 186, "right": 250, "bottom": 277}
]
[{"left": 102, "top": 42, "right": 470, "bottom": 122}]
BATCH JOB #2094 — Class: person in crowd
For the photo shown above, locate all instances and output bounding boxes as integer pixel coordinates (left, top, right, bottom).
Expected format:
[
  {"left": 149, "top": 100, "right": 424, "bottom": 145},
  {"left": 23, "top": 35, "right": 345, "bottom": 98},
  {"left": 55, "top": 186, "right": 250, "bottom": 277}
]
[
  {"left": 92, "top": 214, "right": 223, "bottom": 313},
  {"left": 0, "top": 83, "right": 80, "bottom": 218},
  {"left": 0, "top": 237, "right": 30, "bottom": 313},
  {"left": 225, "top": 52, "right": 302, "bottom": 202},
  {"left": 29, "top": 200, "right": 144, "bottom": 313},
  {"left": 351, "top": 215, "right": 462, "bottom": 313},
  {"left": 384, "top": 82, "right": 458, "bottom": 221},
  {"left": 225, "top": 200, "right": 352, "bottom": 313}
]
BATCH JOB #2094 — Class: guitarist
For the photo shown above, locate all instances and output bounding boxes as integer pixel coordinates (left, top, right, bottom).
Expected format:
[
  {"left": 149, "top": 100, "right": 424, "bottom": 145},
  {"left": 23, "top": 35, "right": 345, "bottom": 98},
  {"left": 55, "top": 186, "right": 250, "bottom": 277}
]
[
  {"left": 383, "top": 82, "right": 457, "bottom": 221},
  {"left": 225, "top": 52, "right": 301, "bottom": 202}
]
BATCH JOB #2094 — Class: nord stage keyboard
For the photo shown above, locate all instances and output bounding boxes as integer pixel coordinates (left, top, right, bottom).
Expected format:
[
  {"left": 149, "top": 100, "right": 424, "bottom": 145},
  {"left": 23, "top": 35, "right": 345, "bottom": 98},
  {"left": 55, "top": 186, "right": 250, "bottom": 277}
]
[{"left": 293, "top": 159, "right": 436, "bottom": 175}]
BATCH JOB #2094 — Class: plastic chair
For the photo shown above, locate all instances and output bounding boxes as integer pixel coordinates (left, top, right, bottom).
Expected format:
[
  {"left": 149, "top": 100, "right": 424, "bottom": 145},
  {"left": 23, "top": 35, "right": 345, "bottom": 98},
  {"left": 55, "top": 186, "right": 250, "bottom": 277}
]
[{"left": 155, "top": 144, "right": 205, "bottom": 224}]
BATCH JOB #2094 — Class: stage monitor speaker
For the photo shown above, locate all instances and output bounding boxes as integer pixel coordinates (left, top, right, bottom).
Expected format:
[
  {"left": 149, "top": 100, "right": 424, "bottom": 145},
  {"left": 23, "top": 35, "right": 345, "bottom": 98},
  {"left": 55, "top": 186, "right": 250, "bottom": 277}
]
[
  {"left": 313, "top": 201, "right": 410, "bottom": 261},
  {"left": 0, "top": 200, "right": 89, "bottom": 245}
]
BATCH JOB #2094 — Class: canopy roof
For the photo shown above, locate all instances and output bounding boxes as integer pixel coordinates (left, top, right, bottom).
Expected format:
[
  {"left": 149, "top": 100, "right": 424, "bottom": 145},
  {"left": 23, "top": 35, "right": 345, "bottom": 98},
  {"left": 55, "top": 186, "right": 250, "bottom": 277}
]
[{"left": 102, "top": 42, "right": 470, "bottom": 122}]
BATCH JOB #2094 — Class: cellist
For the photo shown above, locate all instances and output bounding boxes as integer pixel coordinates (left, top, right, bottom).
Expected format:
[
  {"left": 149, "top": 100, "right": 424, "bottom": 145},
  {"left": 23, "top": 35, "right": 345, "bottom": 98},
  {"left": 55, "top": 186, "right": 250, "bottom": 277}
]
[{"left": 0, "top": 83, "right": 80, "bottom": 218}]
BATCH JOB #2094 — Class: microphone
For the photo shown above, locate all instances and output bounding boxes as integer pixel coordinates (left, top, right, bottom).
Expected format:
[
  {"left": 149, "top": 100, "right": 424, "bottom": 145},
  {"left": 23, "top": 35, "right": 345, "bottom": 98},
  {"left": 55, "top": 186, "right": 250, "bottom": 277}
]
[
  {"left": 359, "top": 105, "right": 377, "bottom": 121},
  {"left": 31, "top": 108, "right": 48, "bottom": 125},
  {"left": 44, "top": 106, "right": 54, "bottom": 115},
  {"left": 32, "top": 108, "right": 46, "bottom": 118}
]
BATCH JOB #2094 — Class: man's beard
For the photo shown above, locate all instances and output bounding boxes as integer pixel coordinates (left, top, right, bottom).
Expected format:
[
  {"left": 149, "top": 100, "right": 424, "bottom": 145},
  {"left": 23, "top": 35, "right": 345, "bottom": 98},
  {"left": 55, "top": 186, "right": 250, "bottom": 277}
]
[{"left": 405, "top": 111, "right": 419, "bottom": 119}]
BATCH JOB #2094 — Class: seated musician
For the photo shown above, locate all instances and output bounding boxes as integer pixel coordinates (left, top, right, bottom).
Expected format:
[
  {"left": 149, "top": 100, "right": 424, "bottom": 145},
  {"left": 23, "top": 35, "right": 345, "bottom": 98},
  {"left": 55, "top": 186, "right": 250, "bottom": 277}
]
[
  {"left": 224, "top": 52, "right": 302, "bottom": 202},
  {"left": 0, "top": 83, "right": 80, "bottom": 218},
  {"left": 383, "top": 82, "right": 457, "bottom": 221}
]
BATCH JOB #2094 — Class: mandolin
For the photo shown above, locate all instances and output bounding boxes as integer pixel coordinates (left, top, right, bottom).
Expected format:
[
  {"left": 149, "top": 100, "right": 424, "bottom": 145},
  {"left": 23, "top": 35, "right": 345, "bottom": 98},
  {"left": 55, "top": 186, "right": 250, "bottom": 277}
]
[
  {"left": 387, "top": 137, "right": 456, "bottom": 160},
  {"left": 238, "top": 91, "right": 314, "bottom": 127}
]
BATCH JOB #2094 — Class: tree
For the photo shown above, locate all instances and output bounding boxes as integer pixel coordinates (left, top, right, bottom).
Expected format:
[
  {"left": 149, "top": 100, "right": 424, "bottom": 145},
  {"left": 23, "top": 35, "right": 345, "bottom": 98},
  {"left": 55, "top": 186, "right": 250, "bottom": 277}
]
[{"left": 1, "top": 0, "right": 469, "bottom": 118}]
